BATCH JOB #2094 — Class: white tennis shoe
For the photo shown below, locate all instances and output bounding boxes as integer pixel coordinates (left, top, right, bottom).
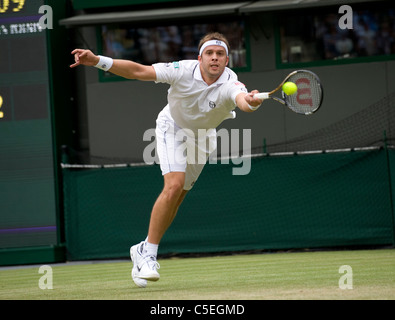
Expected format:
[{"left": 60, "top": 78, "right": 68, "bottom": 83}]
[{"left": 130, "top": 241, "right": 160, "bottom": 287}]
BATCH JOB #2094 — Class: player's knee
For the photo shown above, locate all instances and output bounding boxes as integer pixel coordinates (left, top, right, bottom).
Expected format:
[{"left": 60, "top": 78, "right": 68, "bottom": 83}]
[
  {"left": 164, "top": 181, "right": 184, "bottom": 198},
  {"left": 162, "top": 177, "right": 184, "bottom": 202}
]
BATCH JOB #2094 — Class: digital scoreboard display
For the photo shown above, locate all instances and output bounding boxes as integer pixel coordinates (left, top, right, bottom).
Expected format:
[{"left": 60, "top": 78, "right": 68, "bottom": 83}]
[
  {"left": 0, "top": 0, "right": 25, "bottom": 13},
  {"left": 0, "top": 0, "right": 48, "bottom": 121},
  {"left": 0, "top": 0, "right": 58, "bottom": 249}
]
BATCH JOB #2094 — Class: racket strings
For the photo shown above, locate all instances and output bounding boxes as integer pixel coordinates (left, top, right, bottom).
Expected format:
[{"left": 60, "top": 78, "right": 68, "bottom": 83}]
[{"left": 285, "top": 72, "right": 323, "bottom": 115}]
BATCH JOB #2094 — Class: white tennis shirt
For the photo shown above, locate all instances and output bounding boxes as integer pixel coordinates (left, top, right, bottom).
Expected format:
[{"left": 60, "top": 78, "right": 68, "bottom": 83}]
[{"left": 153, "top": 60, "right": 247, "bottom": 133}]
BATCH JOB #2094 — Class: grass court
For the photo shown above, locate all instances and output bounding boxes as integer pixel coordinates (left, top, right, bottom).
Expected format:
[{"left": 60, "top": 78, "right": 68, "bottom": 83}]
[{"left": 1, "top": 248, "right": 394, "bottom": 300}]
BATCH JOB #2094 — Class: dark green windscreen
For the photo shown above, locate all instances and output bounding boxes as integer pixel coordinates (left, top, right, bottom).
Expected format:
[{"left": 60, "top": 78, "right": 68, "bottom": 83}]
[
  {"left": 62, "top": 149, "right": 395, "bottom": 260},
  {"left": 0, "top": 0, "right": 57, "bottom": 248}
]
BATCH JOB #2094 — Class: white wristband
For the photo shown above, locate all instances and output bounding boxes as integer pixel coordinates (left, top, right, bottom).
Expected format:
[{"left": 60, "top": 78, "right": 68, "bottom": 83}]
[
  {"left": 95, "top": 55, "right": 113, "bottom": 71},
  {"left": 247, "top": 103, "right": 261, "bottom": 111}
]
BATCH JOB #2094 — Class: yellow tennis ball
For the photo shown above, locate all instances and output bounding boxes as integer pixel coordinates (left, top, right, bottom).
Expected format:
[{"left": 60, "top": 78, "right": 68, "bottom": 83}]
[{"left": 282, "top": 82, "right": 297, "bottom": 95}]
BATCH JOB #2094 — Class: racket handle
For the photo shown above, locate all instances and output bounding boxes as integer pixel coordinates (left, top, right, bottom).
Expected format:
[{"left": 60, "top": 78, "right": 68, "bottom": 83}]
[{"left": 254, "top": 92, "right": 269, "bottom": 100}]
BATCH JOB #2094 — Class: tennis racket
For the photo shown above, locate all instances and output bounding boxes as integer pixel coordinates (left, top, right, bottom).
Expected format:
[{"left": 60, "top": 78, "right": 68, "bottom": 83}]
[{"left": 254, "top": 70, "right": 323, "bottom": 115}]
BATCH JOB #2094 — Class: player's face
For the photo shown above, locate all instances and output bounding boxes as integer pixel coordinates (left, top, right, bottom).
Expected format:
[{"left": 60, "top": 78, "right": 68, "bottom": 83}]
[{"left": 198, "top": 45, "right": 229, "bottom": 84}]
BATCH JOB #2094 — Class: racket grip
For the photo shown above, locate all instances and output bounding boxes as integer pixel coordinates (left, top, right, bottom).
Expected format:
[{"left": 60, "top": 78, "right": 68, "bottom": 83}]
[{"left": 254, "top": 92, "right": 269, "bottom": 100}]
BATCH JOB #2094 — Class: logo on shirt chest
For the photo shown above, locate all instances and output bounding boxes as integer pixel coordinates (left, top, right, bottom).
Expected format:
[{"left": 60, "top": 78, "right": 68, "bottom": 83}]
[{"left": 208, "top": 101, "right": 216, "bottom": 109}]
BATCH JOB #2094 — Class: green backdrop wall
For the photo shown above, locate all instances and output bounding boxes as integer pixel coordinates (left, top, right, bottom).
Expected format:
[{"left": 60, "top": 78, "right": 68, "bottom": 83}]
[{"left": 62, "top": 148, "right": 395, "bottom": 261}]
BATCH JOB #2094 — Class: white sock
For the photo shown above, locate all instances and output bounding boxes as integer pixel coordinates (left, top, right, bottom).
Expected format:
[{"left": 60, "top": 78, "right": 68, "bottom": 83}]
[{"left": 143, "top": 241, "right": 158, "bottom": 258}]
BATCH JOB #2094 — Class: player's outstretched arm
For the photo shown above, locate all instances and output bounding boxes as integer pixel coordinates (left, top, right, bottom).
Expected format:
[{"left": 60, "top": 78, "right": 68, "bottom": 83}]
[{"left": 70, "top": 49, "right": 156, "bottom": 81}]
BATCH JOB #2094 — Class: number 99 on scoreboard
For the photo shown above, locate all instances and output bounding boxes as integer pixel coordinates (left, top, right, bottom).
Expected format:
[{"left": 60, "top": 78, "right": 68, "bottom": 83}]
[{"left": 0, "top": 0, "right": 26, "bottom": 13}]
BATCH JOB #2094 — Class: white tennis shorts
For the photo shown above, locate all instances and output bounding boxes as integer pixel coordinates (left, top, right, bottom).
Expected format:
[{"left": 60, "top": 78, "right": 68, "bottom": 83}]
[{"left": 155, "top": 106, "right": 216, "bottom": 190}]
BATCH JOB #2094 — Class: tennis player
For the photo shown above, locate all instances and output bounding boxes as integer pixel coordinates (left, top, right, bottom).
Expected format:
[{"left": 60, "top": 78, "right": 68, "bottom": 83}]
[{"left": 70, "top": 32, "right": 265, "bottom": 287}]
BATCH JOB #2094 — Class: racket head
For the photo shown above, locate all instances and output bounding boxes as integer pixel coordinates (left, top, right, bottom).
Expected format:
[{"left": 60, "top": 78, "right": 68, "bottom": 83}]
[{"left": 282, "top": 70, "right": 323, "bottom": 115}]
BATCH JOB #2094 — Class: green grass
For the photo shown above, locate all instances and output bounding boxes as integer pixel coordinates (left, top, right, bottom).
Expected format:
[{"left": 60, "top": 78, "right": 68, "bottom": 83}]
[{"left": 0, "top": 248, "right": 394, "bottom": 300}]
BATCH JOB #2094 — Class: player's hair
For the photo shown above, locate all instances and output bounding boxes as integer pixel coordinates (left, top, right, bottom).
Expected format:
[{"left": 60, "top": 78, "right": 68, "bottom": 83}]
[{"left": 198, "top": 32, "right": 230, "bottom": 53}]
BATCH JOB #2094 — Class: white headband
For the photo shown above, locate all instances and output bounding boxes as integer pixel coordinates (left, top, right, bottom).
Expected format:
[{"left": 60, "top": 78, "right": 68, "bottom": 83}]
[{"left": 199, "top": 40, "right": 229, "bottom": 56}]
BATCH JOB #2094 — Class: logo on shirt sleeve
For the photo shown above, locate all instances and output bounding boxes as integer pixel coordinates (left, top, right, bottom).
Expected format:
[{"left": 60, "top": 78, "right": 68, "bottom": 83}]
[
  {"left": 173, "top": 61, "right": 180, "bottom": 69},
  {"left": 234, "top": 81, "right": 247, "bottom": 92}
]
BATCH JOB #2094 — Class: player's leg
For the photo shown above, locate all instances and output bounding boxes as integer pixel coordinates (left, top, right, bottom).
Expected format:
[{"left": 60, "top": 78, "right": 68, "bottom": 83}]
[
  {"left": 130, "top": 176, "right": 183, "bottom": 286},
  {"left": 131, "top": 107, "right": 188, "bottom": 287},
  {"left": 147, "top": 172, "right": 188, "bottom": 245},
  {"left": 131, "top": 108, "right": 213, "bottom": 287},
  {"left": 143, "top": 130, "right": 211, "bottom": 249}
]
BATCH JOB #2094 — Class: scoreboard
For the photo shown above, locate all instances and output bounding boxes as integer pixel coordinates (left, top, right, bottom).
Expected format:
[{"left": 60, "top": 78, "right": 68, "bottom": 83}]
[
  {"left": 0, "top": 0, "right": 49, "bottom": 122},
  {"left": 0, "top": 0, "right": 25, "bottom": 13},
  {"left": 0, "top": 0, "right": 57, "bottom": 250}
]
